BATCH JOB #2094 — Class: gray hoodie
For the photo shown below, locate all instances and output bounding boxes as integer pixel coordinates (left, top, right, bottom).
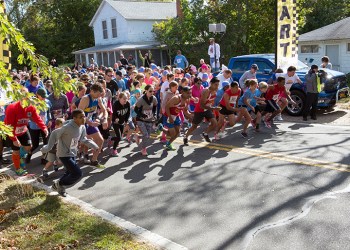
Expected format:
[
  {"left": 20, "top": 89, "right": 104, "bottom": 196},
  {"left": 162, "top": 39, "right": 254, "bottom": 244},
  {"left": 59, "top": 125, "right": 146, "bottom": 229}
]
[{"left": 41, "top": 120, "right": 98, "bottom": 157}]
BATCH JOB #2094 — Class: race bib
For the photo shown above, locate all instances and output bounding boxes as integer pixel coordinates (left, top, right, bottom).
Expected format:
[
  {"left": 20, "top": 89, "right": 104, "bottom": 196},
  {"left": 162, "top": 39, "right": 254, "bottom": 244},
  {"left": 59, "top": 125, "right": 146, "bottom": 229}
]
[
  {"left": 143, "top": 110, "right": 153, "bottom": 119},
  {"left": 230, "top": 96, "right": 237, "bottom": 107},
  {"left": 53, "top": 109, "right": 63, "bottom": 118},
  {"left": 15, "top": 125, "right": 27, "bottom": 135},
  {"left": 70, "top": 137, "right": 79, "bottom": 150},
  {"left": 272, "top": 94, "right": 279, "bottom": 101}
]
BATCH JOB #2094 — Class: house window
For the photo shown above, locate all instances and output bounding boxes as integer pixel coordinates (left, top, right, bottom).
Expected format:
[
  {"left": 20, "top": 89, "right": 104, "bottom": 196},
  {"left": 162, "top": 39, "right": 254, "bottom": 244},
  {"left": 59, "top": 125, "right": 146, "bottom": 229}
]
[
  {"left": 102, "top": 20, "right": 108, "bottom": 39},
  {"left": 348, "top": 43, "right": 350, "bottom": 52},
  {"left": 300, "top": 45, "right": 319, "bottom": 53},
  {"left": 111, "top": 18, "right": 117, "bottom": 38}
]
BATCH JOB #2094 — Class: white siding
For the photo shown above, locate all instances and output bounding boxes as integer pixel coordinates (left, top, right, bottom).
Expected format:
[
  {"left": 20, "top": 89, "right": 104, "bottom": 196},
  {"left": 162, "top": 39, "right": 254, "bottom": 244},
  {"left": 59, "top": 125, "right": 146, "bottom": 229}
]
[
  {"left": 298, "top": 40, "right": 350, "bottom": 73},
  {"left": 127, "top": 20, "right": 158, "bottom": 42},
  {"left": 92, "top": 4, "right": 128, "bottom": 46}
]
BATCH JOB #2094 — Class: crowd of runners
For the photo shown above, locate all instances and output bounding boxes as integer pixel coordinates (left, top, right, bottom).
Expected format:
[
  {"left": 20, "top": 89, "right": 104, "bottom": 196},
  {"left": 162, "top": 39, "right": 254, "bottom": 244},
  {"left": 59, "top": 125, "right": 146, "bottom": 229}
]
[{"left": 0, "top": 55, "right": 303, "bottom": 196}]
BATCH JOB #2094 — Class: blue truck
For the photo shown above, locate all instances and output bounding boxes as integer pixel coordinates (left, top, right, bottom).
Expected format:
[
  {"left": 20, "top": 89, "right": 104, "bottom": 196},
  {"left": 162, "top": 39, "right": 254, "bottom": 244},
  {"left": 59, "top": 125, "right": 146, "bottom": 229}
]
[{"left": 226, "top": 54, "right": 349, "bottom": 116}]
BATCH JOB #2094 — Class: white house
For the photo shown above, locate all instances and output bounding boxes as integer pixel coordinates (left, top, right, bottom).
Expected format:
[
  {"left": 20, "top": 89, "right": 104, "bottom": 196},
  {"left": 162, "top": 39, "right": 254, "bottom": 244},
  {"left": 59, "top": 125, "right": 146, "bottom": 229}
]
[
  {"left": 298, "top": 17, "right": 350, "bottom": 73},
  {"left": 73, "top": 0, "right": 176, "bottom": 67}
]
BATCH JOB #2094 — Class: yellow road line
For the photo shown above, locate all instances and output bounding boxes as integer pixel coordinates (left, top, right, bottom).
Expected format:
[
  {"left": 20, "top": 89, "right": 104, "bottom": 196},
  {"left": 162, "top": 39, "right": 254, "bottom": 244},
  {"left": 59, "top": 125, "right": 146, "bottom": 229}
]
[{"left": 150, "top": 134, "right": 350, "bottom": 173}]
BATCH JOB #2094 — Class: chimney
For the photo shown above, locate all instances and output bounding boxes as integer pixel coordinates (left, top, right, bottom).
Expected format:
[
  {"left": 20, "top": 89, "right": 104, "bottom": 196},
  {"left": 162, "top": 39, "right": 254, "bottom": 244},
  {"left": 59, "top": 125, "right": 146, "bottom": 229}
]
[{"left": 176, "top": 0, "right": 183, "bottom": 19}]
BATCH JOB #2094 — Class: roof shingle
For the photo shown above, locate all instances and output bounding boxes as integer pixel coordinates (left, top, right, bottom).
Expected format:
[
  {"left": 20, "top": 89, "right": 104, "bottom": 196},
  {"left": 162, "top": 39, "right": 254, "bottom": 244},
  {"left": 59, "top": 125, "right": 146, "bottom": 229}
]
[{"left": 299, "top": 17, "right": 350, "bottom": 42}]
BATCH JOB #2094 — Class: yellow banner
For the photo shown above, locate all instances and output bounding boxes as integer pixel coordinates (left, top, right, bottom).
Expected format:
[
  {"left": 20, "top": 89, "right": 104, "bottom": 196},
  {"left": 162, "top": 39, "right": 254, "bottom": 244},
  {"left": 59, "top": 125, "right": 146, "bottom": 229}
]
[
  {"left": 276, "top": 0, "right": 298, "bottom": 69},
  {"left": 0, "top": 1, "right": 11, "bottom": 70}
]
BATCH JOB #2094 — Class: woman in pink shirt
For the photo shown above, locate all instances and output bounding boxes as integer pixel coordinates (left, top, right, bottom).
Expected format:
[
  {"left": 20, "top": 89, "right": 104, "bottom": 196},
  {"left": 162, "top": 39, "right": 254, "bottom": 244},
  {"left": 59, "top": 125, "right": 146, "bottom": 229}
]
[{"left": 189, "top": 77, "right": 203, "bottom": 112}]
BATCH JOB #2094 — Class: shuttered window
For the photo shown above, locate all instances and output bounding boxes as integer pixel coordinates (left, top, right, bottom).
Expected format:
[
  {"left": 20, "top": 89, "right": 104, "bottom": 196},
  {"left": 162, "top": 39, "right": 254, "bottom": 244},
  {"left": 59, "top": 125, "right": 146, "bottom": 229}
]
[
  {"left": 111, "top": 18, "right": 117, "bottom": 38},
  {"left": 102, "top": 20, "right": 108, "bottom": 39}
]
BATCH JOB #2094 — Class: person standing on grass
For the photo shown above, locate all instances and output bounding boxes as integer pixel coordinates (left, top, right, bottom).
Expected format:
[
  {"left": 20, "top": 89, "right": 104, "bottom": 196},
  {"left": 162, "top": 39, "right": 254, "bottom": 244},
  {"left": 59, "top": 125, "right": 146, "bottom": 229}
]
[{"left": 41, "top": 109, "right": 99, "bottom": 197}]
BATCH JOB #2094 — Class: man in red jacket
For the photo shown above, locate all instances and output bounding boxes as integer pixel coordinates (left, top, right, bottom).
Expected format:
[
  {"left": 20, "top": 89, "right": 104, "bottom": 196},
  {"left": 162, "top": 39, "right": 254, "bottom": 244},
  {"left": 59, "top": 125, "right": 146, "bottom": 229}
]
[{"left": 4, "top": 100, "right": 48, "bottom": 176}]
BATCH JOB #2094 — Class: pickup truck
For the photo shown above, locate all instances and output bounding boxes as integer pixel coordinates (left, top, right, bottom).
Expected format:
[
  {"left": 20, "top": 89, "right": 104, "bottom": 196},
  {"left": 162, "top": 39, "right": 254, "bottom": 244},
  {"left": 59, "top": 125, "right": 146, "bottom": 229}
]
[{"left": 227, "top": 54, "right": 349, "bottom": 116}]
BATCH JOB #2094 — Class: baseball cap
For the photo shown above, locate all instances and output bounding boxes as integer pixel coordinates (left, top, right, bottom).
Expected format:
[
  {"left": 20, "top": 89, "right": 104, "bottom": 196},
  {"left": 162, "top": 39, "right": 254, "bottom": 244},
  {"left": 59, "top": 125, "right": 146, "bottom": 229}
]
[
  {"left": 162, "top": 70, "right": 169, "bottom": 77},
  {"left": 36, "top": 88, "right": 48, "bottom": 98},
  {"left": 152, "top": 72, "right": 160, "bottom": 78},
  {"left": 185, "top": 73, "right": 191, "bottom": 79},
  {"left": 201, "top": 64, "right": 208, "bottom": 70},
  {"left": 221, "top": 81, "right": 230, "bottom": 88},
  {"left": 151, "top": 63, "right": 157, "bottom": 70},
  {"left": 139, "top": 67, "right": 145, "bottom": 73},
  {"left": 134, "top": 89, "right": 142, "bottom": 95},
  {"left": 251, "top": 64, "right": 259, "bottom": 70},
  {"left": 202, "top": 73, "right": 209, "bottom": 80},
  {"left": 190, "top": 65, "right": 197, "bottom": 73}
]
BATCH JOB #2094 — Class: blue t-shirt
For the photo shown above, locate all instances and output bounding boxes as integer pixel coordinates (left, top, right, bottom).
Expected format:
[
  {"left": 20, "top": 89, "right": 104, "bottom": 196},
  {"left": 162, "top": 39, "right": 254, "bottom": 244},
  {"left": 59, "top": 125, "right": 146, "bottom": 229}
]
[
  {"left": 238, "top": 89, "right": 261, "bottom": 110},
  {"left": 174, "top": 55, "right": 188, "bottom": 69},
  {"left": 214, "top": 88, "right": 226, "bottom": 107},
  {"left": 202, "top": 81, "right": 209, "bottom": 88},
  {"left": 117, "top": 79, "right": 126, "bottom": 91}
]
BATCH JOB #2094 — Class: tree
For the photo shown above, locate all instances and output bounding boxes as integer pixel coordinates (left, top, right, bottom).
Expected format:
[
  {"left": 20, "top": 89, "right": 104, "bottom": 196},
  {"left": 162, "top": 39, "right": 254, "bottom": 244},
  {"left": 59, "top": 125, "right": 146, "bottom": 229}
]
[{"left": 0, "top": 6, "right": 77, "bottom": 138}]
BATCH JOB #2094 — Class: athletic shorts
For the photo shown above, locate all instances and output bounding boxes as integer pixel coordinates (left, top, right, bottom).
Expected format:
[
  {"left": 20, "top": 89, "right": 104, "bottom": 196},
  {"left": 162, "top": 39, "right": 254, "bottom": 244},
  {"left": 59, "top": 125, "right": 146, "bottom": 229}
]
[
  {"left": 192, "top": 110, "right": 214, "bottom": 125},
  {"left": 219, "top": 104, "right": 235, "bottom": 116},
  {"left": 5, "top": 130, "right": 32, "bottom": 151},
  {"left": 238, "top": 105, "right": 261, "bottom": 115},
  {"left": 189, "top": 104, "right": 195, "bottom": 113},
  {"left": 43, "top": 152, "right": 59, "bottom": 163},
  {"left": 86, "top": 125, "right": 99, "bottom": 135},
  {"left": 164, "top": 116, "right": 181, "bottom": 128},
  {"left": 265, "top": 100, "right": 281, "bottom": 113}
]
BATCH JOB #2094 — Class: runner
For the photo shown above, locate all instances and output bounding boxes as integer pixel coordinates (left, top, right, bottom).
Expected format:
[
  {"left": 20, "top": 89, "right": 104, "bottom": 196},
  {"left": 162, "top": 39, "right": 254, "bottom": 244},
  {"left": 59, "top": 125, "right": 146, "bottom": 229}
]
[
  {"left": 216, "top": 81, "right": 251, "bottom": 138},
  {"left": 77, "top": 84, "right": 108, "bottom": 167},
  {"left": 134, "top": 85, "right": 158, "bottom": 156},
  {"left": 164, "top": 86, "right": 192, "bottom": 150},
  {"left": 41, "top": 109, "right": 99, "bottom": 196},
  {"left": 184, "top": 77, "right": 220, "bottom": 144},
  {"left": 111, "top": 92, "right": 131, "bottom": 156},
  {"left": 4, "top": 90, "right": 48, "bottom": 176}
]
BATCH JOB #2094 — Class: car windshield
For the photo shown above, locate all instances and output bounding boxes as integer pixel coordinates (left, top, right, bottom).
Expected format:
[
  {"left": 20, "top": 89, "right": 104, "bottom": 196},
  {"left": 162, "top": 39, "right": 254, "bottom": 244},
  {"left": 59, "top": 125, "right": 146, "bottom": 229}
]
[{"left": 269, "top": 58, "right": 309, "bottom": 71}]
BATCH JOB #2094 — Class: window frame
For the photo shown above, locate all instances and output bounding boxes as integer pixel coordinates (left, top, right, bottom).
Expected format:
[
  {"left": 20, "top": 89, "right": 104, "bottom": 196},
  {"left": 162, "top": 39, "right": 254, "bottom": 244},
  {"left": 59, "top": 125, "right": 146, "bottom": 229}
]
[
  {"left": 300, "top": 45, "right": 319, "bottom": 54},
  {"left": 102, "top": 20, "right": 108, "bottom": 39},
  {"left": 111, "top": 18, "right": 117, "bottom": 38},
  {"left": 231, "top": 60, "right": 250, "bottom": 74}
]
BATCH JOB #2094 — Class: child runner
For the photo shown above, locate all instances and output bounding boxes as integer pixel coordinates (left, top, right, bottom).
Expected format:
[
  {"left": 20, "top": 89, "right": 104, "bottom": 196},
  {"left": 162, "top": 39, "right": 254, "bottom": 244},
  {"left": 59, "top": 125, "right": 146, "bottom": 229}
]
[
  {"left": 41, "top": 109, "right": 99, "bottom": 196},
  {"left": 42, "top": 118, "right": 65, "bottom": 178}
]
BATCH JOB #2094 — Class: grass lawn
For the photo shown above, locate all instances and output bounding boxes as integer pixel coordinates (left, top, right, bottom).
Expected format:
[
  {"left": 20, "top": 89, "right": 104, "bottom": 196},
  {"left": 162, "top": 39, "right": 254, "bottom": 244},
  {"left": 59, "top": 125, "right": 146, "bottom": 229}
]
[{"left": 0, "top": 174, "right": 156, "bottom": 250}]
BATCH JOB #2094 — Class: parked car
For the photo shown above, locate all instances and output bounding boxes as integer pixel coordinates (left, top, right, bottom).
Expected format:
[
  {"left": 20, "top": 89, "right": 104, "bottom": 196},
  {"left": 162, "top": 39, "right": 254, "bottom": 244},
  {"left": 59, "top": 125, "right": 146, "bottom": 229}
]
[{"left": 226, "top": 54, "right": 349, "bottom": 116}]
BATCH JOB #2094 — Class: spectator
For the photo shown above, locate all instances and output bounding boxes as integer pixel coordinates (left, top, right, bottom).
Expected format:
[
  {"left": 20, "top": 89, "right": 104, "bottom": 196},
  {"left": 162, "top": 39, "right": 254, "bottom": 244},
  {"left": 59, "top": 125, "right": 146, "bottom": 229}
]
[
  {"left": 239, "top": 64, "right": 258, "bottom": 89},
  {"left": 208, "top": 38, "right": 220, "bottom": 72},
  {"left": 173, "top": 50, "right": 189, "bottom": 69},
  {"left": 320, "top": 56, "right": 332, "bottom": 69},
  {"left": 119, "top": 54, "right": 129, "bottom": 67},
  {"left": 128, "top": 54, "right": 136, "bottom": 66},
  {"left": 303, "top": 65, "right": 320, "bottom": 121},
  {"left": 138, "top": 50, "right": 152, "bottom": 68}
]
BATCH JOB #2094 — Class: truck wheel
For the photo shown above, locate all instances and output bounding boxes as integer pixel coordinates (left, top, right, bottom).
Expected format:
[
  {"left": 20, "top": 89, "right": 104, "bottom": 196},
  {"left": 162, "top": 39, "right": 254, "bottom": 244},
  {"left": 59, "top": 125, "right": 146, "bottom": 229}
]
[{"left": 286, "top": 90, "right": 306, "bottom": 116}]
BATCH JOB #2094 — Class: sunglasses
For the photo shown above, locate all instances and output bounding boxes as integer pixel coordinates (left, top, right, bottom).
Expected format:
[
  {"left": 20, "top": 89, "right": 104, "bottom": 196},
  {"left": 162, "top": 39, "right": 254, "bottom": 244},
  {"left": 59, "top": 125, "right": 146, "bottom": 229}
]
[
  {"left": 81, "top": 79, "right": 89, "bottom": 81},
  {"left": 148, "top": 90, "right": 154, "bottom": 93},
  {"left": 107, "top": 75, "right": 113, "bottom": 77}
]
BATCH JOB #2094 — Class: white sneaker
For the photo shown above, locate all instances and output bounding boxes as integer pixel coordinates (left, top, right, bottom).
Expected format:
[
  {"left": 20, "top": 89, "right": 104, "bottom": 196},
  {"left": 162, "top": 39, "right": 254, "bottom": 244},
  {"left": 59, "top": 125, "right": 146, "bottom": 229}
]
[{"left": 274, "top": 114, "right": 283, "bottom": 121}]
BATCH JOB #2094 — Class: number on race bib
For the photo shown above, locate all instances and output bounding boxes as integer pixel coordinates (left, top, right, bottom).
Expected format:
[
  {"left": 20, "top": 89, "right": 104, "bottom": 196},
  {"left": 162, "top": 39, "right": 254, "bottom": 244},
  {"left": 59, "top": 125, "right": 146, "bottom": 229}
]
[
  {"left": 15, "top": 126, "right": 27, "bottom": 135},
  {"left": 230, "top": 96, "right": 237, "bottom": 107}
]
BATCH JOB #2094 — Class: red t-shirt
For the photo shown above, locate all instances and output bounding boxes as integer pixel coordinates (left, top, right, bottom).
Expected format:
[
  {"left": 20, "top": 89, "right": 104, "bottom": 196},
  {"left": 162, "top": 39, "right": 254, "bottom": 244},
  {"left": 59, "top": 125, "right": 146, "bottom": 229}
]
[
  {"left": 194, "top": 90, "right": 217, "bottom": 112},
  {"left": 220, "top": 88, "right": 241, "bottom": 108},
  {"left": 265, "top": 84, "right": 285, "bottom": 101}
]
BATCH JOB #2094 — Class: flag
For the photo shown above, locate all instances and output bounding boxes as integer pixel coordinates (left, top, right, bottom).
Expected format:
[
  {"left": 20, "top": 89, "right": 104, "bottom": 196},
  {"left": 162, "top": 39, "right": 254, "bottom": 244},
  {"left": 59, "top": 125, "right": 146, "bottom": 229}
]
[{"left": 276, "top": 0, "right": 299, "bottom": 69}]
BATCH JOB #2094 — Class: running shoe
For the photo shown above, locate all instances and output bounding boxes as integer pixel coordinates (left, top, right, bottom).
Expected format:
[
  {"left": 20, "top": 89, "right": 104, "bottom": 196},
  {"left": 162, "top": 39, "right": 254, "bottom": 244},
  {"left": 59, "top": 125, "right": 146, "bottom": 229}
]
[
  {"left": 53, "top": 164, "right": 59, "bottom": 172},
  {"left": 52, "top": 180, "right": 66, "bottom": 197},
  {"left": 214, "top": 132, "right": 223, "bottom": 140},
  {"left": 141, "top": 148, "right": 148, "bottom": 156},
  {"left": 264, "top": 118, "right": 272, "bottom": 129},
  {"left": 90, "top": 161, "right": 106, "bottom": 169},
  {"left": 251, "top": 120, "right": 256, "bottom": 128},
  {"left": 84, "top": 155, "right": 91, "bottom": 164},
  {"left": 15, "top": 168, "right": 28, "bottom": 176},
  {"left": 156, "top": 123, "right": 164, "bottom": 135},
  {"left": 201, "top": 132, "right": 211, "bottom": 143},
  {"left": 183, "top": 137, "right": 189, "bottom": 146},
  {"left": 42, "top": 169, "right": 49, "bottom": 178},
  {"left": 274, "top": 114, "right": 283, "bottom": 121},
  {"left": 25, "top": 153, "right": 32, "bottom": 164},
  {"left": 165, "top": 143, "right": 176, "bottom": 151},
  {"left": 241, "top": 132, "right": 248, "bottom": 138},
  {"left": 111, "top": 149, "right": 118, "bottom": 156}
]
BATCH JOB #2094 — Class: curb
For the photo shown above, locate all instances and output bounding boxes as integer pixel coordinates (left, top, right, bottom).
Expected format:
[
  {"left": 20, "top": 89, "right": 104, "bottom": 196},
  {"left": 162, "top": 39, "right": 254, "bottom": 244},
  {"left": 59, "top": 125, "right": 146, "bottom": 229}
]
[{"left": 0, "top": 168, "right": 188, "bottom": 250}]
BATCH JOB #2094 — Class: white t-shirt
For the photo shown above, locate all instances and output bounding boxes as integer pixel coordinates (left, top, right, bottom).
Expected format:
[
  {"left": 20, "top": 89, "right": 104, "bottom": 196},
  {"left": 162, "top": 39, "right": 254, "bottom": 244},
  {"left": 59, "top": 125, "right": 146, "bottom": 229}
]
[
  {"left": 160, "top": 81, "right": 170, "bottom": 101},
  {"left": 276, "top": 73, "right": 301, "bottom": 91},
  {"left": 217, "top": 73, "right": 232, "bottom": 89}
]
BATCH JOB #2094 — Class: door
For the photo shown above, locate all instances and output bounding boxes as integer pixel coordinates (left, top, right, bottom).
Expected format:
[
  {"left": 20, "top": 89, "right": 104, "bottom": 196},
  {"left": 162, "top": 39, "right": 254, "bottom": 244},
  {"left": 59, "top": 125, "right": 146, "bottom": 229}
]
[
  {"left": 231, "top": 60, "right": 250, "bottom": 81},
  {"left": 326, "top": 45, "right": 339, "bottom": 71}
]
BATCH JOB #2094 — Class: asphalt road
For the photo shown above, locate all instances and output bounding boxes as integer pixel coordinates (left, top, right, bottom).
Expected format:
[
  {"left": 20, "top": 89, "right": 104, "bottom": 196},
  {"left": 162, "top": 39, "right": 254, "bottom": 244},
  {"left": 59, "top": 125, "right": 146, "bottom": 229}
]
[{"left": 11, "top": 120, "right": 350, "bottom": 250}]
